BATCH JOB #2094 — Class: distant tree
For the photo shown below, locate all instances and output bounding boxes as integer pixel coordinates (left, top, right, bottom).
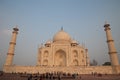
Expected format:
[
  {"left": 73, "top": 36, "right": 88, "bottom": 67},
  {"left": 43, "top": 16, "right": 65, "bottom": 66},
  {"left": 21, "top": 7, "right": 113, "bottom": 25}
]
[
  {"left": 102, "top": 62, "right": 111, "bottom": 66},
  {"left": 90, "top": 59, "right": 98, "bottom": 66}
]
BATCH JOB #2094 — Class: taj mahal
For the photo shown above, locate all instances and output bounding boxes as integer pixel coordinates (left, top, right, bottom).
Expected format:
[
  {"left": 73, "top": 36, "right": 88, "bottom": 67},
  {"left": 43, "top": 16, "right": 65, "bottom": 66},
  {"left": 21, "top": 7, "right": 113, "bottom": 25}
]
[
  {"left": 3, "top": 23, "right": 120, "bottom": 74},
  {"left": 37, "top": 27, "right": 90, "bottom": 67}
]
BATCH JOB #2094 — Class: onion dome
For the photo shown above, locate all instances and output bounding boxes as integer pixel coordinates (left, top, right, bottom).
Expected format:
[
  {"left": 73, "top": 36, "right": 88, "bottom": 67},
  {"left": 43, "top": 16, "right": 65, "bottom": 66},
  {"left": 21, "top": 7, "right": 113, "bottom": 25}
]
[{"left": 53, "top": 28, "right": 71, "bottom": 42}]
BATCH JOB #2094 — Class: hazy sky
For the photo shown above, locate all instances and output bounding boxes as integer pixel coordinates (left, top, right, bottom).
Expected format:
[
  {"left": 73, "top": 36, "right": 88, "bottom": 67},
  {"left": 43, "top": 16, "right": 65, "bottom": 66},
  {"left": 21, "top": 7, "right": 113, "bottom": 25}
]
[{"left": 0, "top": 0, "right": 120, "bottom": 70}]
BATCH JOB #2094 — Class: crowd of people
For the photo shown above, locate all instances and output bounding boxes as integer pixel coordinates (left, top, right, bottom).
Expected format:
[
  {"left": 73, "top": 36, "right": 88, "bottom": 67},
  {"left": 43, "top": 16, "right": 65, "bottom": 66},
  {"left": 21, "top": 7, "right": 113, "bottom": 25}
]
[
  {"left": 20, "top": 72, "right": 78, "bottom": 80},
  {"left": 0, "top": 71, "right": 120, "bottom": 80}
]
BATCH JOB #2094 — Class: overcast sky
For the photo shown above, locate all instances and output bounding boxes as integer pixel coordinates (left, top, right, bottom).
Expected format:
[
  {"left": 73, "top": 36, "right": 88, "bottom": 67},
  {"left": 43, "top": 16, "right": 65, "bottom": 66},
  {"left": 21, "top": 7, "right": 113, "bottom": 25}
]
[{"left": 0, "top": 0, "right": 120, "bottom": 70}]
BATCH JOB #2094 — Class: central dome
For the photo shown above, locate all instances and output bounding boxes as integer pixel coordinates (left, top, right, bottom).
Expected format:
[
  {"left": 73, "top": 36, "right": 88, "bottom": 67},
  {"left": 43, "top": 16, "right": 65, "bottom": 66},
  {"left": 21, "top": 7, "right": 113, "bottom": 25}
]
[{"left": 53, "top": 29, "right": 71, "bottom": 42}]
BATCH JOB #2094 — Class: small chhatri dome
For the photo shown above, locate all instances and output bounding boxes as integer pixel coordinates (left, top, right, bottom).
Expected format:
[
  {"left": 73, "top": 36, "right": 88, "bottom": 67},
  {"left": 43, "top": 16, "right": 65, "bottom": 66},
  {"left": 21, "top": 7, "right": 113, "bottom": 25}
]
[
  {"left": 46, "top": 40, "right": 52, "bottom": 44},
  {"left": 71, "top": 40, "right": 77, "bottom": 44},
  {"left": 53, "top": 28, "right": 71, "bottom": 42},
  {"left": 13, "top": 26, "right": 19, "bottom": 31}
]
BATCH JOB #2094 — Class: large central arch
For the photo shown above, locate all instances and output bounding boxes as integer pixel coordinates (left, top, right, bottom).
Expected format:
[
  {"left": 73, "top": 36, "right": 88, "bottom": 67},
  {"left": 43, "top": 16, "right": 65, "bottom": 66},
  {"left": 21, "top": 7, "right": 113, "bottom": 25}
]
[{"left": 54, "top": 50, "right": 66, "bottom": 66}]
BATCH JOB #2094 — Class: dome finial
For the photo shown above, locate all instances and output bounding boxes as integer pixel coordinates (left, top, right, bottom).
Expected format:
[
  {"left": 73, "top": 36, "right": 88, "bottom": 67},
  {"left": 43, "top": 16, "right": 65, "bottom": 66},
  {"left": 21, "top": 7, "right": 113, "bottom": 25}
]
[
  {"left": 61, "top": 26, "right": 63, "bottom": 31},
  {"left": 53, "top": 28, "right": 71, "bottom": 42}
]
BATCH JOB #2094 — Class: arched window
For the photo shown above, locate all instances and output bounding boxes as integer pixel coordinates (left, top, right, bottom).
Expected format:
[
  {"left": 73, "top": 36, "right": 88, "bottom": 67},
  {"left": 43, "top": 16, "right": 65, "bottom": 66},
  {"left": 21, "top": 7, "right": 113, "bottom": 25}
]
[
  {"left": 73, "top": 59, "right": 78, "bottom": 66},
  {"left": 81, "top": 50, "right": 85, "bottom": 58},
  {"left": 43, "top": 59, "right": 48, "bottom": 66},
  {"left": 81, "top": 50, "right": 84, "bottom": 53},
  {"left": 73, "top": 50, "right": 78, "bottom": 57},
  {"left": 44, "top": 50, "right": 49, "bottom": 57},
  {"left": 54, "top": 49, "right": 66, "bottom": 66}
]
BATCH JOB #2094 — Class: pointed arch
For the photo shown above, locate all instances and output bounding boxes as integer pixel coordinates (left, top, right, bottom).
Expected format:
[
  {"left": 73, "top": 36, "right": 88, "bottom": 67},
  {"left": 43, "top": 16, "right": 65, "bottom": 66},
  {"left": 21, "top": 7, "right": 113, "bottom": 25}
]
[
  {"left": 73, "top": 50, "right": 78, "bottom": 57},
  {"left": 54, "top": 49, "right": 66, "bottom": 66},
  {"left": 43, "top": 59, "right": 48, "bottom": 66},
  {"left": 44, "top": 50, "right": 49, "bottom": 57},
  {"left": 73, "top": 59, "right": 78, "bottom": 66}
]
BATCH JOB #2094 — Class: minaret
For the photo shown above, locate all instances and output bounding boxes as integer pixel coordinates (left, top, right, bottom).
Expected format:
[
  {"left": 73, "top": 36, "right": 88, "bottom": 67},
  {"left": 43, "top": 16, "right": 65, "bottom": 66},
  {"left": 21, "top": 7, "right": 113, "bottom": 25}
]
[
  {"left": 5, "top": 27, "right": 19, "bottom": 66},
  {"left": 104, "top": 23, "right": 119, "bottom": 66}
]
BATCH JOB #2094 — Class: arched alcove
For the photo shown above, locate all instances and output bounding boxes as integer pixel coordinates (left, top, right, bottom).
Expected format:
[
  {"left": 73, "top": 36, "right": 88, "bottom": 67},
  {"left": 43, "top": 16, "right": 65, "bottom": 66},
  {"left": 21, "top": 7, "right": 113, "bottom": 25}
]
[
  {"left": 73, "top": 59, "right": 78, "bottom": 66},
  {"left": 43, "top": 59, "right": 48, "bottom": 66},
  {"left": 44, "top": 50, "right": 49, "bottom": 57},
  {"left": 54, "top": 50, "right": 66, "bottom": 66},
  {"left": 73, "top": 50, "right": 78, "bottom": 57}
]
